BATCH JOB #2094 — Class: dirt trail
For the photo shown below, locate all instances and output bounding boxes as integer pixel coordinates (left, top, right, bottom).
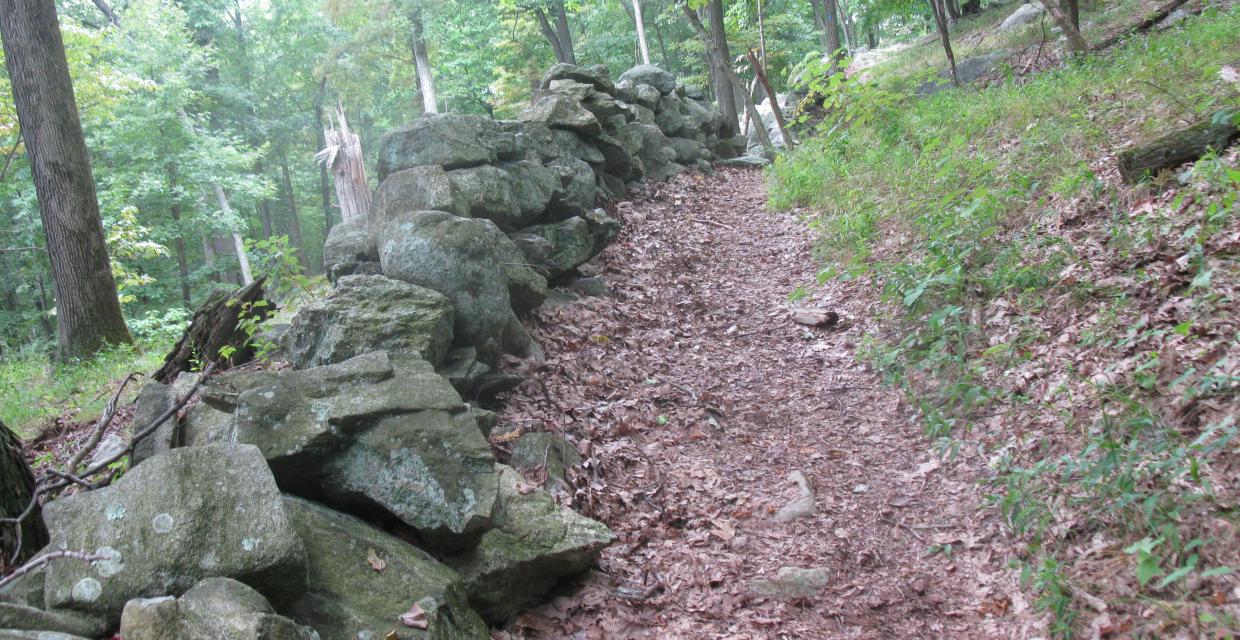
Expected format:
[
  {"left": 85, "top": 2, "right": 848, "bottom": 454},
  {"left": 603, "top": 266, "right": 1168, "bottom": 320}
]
[{"left": 496, "top": 168, "right": 1034, "bottom": 639}]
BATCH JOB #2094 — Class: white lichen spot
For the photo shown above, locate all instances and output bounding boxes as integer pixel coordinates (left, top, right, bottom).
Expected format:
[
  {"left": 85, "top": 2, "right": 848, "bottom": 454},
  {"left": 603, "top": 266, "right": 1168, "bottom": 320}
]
[
  {"left": 263, "top": 391, "right": 275, "bottom": 399},
  {"left": 93, "top": 547, "right": 123, "bottom": 578},
  {"left": 241, "top": 537, "right": 259, "bottom": 551},
  {"left": 357, "top": 631, "right": 374, "bottom": 640},
  {"left": 105, "top": 504, "right": 126, "bottom": 521},
  {"left": 199, "top": 552, "right": 219, "bottom": 571},
  {"left": 151, "top": 513, "right": 175, "bottom": 534},
  {"left": 71, "top": 578, "right": 102, "bottom": 603}
]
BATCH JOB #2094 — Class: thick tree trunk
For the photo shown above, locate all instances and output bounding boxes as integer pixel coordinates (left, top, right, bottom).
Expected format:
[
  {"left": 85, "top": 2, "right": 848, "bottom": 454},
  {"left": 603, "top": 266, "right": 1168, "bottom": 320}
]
[
  {"left": 1118, "top": 117, "right": 1239, "bottom": 184},
  {"left": 0, "top": 0, "right": 134, "bottom": 360},
  {"left": 1, "top": 420, "right": 47, "bottom": 570},
  {"left": 706, "top": 0, "right": 740, "bottom": 137},
  {"left": 682, "top": 3, "right": 775, "bottom": 158},
  {"left": 1043, "top": 0, "right": 1089, "bottom": 53},
  {"left": 811, "top": 0, "right": 844, "bottom": 64},
  {"left": 409, "top": 6, "right": 438, "bottom": 114},
  {"left": 632, "top": 0, "right": 651, "bottom": 65},
  {"left": 928, "top": 0, "right": 959, "bottom": 85},
  {"left": 867, "top": 27, "right": 878, "bottom": 49}
]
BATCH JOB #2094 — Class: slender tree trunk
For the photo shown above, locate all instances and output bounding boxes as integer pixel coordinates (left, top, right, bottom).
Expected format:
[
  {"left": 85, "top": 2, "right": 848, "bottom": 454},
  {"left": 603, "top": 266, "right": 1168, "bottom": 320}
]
[
  {"left": 0, "top": 0, "right": 133, "bottom": 360},
  {"left": 201, "top": 235, "right": 218, "bottom": 282},
  {"left": 632, "top": 0, "right": 651, "bottom": 65},
  {"left": 706, "top": 0, "right": 740, "bottom": 137},
  {"left": 212, "top": 185, "right": 253, "bottom": 285},
  {"left": 166, "top": 165, "right": 191, "bottom": 308},
  {"left": 533, "top": 8, "right": 568, "bottom": 63},
  {"left": 867, "top": 27, "right": 878, "bottom": 49},
  {"left": 681, "top": 3, "right": 775, "bottom": 158},
  {"left": 945, "top": 0, "right": 961, "bottom": 22},
  {"left": 408, "top": 6, "right": 438, "bottom": 114},
  {"left": 552, "top": 0, "right": 577, "bottom": 65},
  {"left": 279, "top": 155, "right": 307, "bottom": 271},
  {"left": 256, "top": 202, "right": 273, "bottom": 239},
  {"left": 313, "top": 81, "right": 334, "bottom": 235},
  {"left": 35, "top": 274, "right": 53, "bottom": 339},
  {"left": 653, "top": 20, "right": 676, "bottom": 71},
  {"left": 808, "top": 0, "right": 831, "bottom": 50},
  {"left": 746, "top": 48, "right": 794, "bottom": 150},
  {"left": 929, "top": 0, "right": 959, "bottom": 85},
  {"left": 90, "top": 0, "right": 119, "bottom": 25},
  {"left": 840, "top": 0, "right": 858, "bottom": 51}
]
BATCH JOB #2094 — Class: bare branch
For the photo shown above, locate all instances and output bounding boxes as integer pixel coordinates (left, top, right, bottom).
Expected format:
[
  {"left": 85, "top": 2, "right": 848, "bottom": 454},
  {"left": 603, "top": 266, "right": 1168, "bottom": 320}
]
[{"left": 0, "top": 550, "right": 106, "bottom": 591}]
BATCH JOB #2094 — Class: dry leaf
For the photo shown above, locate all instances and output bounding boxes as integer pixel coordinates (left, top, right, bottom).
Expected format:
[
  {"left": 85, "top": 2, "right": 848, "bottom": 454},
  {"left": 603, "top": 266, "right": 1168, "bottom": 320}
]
[
  {"left": 366, "top": 547, "right": 387, "bottom": 573},
  {"left": 400, "top": 603, "right": 429, "bottom": 629}
]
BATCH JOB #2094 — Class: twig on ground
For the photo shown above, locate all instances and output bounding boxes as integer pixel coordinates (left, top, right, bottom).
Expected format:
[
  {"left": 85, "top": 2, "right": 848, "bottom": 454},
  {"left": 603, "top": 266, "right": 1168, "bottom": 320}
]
[
  {"left": 65, "top": 372, "right": 141, "bottom": 473},
  {"left": 0, "top": 550, "right": 106, "bottom": 590}
]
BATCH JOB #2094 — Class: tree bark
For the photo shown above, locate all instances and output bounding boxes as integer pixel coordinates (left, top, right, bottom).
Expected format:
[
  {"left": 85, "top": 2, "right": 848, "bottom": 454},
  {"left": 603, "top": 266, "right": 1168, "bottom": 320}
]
[
  {"left": 811, "top": 0, "right": 844, "bottom": 65},
  {"left": 408, "top": 6, "right": 438, "bottom": 114},
  {"left": 838, "top": 0, "right": 857, "bottom": 52},
  {"left": 745, "top": 48, "right": 794, "bottom": 150},
  {"left": 1043, "top": 0, "right": 1089, "bottom": 53},
  {"left": 1117, "top": 117, "right": 1239, "bottom": 184},
  {"left": 552, "top": 0, "right": 577, "bottom": 65},
  {"left": 166, "top": 165, "right": 191, "bottom": 308},
  {"left": 90, "top": 0, "right": 119, "bottom": 26},
  {"left": 928, "top": 0, "right": 959, "bottom": 85},
  {"left": 808, "top": 0, "right": 831, "bottom": 51},
  {"left": 318, "top": 105, "right": 371, "bottom": 224},
  {"left": 533, "top": 7, "right": 568, "bottom": 63},
  {"left": 706, "top": 0, "right": 740, "bottom": 137},
  {"left": 0, "top": 0, "right": 134, "bottom": 360},
  {"left": 313, "top": 81, "right": 335, "bottom": 235},
  {"left": 210, "top": 185, "right": 253, "bottom": 285},
  {"left": 632, "top": 0, "right": 651, "bottom": 65},
  {"left": 681, "top": 3, "right": 775, "bottom": 158},
  {"left": 152, "top": 278, "right": 272, "bottom": 383},
  {"left": 1, "top": 419, "right": 47, "bottom": 570},
  {"left": 279, "top": 154, "right": 307, "bottom": 271}
]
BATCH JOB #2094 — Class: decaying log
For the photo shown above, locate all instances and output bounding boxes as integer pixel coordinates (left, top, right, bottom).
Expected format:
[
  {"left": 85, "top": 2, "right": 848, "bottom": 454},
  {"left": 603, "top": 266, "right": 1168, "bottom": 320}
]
[
  {"left": 1091, "top": 0, "right": 1194, "bottom": 51},
  {"left": 791, "top": 308, "right": 840, "bottom": 328},
  {"left": 1118, "top": 116, "right": 1239, "bottom": 184},
  {"left": 1, "top": 419, "right": 47, "bottom": 570},
  {"left": 152, "top": 277, "right": 273, "bottom": 383}
]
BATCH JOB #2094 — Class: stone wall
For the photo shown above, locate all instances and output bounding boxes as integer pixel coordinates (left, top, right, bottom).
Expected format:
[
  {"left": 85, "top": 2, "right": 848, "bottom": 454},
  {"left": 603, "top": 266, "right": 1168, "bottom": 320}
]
[{"left": 0, "top": 63, "right": 737, "bottom": 640}]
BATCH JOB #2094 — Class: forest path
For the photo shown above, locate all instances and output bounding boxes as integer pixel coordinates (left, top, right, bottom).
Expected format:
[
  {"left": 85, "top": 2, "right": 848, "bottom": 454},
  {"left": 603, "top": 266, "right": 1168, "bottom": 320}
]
[{"left": 497, "top": 167, "right": 1029, "bottom": 639}]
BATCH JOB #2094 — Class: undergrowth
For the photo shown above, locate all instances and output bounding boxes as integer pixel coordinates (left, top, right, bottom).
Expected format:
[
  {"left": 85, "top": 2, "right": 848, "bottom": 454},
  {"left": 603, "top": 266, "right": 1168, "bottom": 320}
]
[{"left": 772, "top": 6, "right": 1240, "bottom": 636}]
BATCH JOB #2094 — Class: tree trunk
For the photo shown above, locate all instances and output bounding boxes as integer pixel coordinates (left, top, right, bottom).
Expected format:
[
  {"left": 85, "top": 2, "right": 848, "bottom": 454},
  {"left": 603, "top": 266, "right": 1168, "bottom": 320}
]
[
  {"left": 808, "top": 0, "right": 831, "bottom": 51},
  {"left": 313, "top": 81, "right": 335, "bottom": 235},
  {"left": 166, "top": 167, "right": 191, "bottom": 308},
  {"left": 745, "top": 48, "right": 794, "bottom": 150},
  {"left": 1067, "top": 0, "right": 1080, "bottom": 30},
  {"left": 256, "top": 201, "right": 273, "bottom": 239},
  {"left": 1043, "top": 0, "right": 1088, "bottom": 53},
  {"left": 811, "top": 0, "right": 844, "bottom": 65},
  {"left": 632, "top": 0, "right": 651, "bottom": 65},
  {"left": 1, "top": 419, "right": 47, "bottom": 570},
  {"left": 706, "top": 0, "right": 740, "bottom": 137},
  {"left": 0, "top": 0, "right": 133, "bottom": 361},
  {"left": 681, "top": 3, "right": 775, "bottom": 158},
  {"left": 1117, "top": 116, "right": 1239, "bottom": 184},
  {"left": 408, "top": 6, "right": 438, "bottom": 114},
  {"left": 533, "top": 7, "right": 568, "bottom": 63},
  {"left": 211, "top": 185, "right": 253, "bottom": 285},
  {"left": 279, "top": 155, "right": 307, "bottom": 271},
  {"left": 837, "top": 0, "right": 857, "bottom": 52},
  {"left": 318, "top": 105, "right": 371, "bottom": 224},
  {"left": 867, "top": 27, "right": 878, "bottom": 49},
  {"left": 928, "top": 0, "right": 959, "bottom": 85},
  {"left": 201, "top": 235, "right": 218, "bottom": 282},
  {"left": 945, "top": 0, "right": 961, "bottom": 22},
  {"left": 552, "top": 0, "right": 577, "bottom": 65},
  {"left": 653, "top": 20, "right": 676, "bottom": 72},
  {"left": 152, "top": 278, "right": 272, "bottom": 383}
]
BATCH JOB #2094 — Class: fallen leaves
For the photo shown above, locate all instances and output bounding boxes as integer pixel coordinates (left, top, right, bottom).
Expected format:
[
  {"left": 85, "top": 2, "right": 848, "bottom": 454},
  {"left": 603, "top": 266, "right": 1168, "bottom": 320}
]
[
  {"left": 399, "top": 602, "right": 428, "bottom": 629},
  {"left": 366, "top": 547, "right": 386, "bottom": 573}
]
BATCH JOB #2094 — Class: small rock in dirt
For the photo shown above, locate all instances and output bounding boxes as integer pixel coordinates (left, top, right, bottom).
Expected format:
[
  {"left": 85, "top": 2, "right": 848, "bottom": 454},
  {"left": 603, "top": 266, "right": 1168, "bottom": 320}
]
[
  {"left": 749, "top": 567, "right": 830, "bottom": 600},
  {"left": 87, "top": 434, "right": 127, "bottom": 470},
  {"left": 774, "top": 470, "right": 816, "bottom": 522}
]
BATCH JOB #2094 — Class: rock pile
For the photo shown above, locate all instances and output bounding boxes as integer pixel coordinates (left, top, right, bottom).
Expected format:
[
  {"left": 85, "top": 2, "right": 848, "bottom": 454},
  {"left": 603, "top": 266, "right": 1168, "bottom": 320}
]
[{"left": 0, "top": 63, "right": 729, "bottom": 640}]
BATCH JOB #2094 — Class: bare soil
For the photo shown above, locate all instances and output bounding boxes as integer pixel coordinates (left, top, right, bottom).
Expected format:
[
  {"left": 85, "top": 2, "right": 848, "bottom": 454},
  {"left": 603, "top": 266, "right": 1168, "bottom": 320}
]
[{"left": 495, "top": 167, "right": 1042, "bottom": 639}]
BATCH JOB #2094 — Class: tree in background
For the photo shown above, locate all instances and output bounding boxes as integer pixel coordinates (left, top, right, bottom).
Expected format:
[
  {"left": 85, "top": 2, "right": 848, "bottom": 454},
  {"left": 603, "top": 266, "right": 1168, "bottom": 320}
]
[{"left": 0, "top": 0, "right": 133, "bottom": 359}]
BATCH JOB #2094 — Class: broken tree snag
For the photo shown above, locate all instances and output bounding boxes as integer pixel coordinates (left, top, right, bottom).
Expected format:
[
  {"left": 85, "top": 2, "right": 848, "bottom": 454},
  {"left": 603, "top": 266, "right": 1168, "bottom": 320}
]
[
  {"left": 791, "top": 308, "right": 840, "bottom": 328},
  {"left": 1, "top": 419, "right": 47, "bottom": 570},
  {"left": 152, "top": 277, "right": 273, "bottom": 384},
  {"left": 316, "top": 103, "right": 372, "bottom": 223},
  {"left": 1118, "top": 115, "right": 1239, "bottom": 184}
]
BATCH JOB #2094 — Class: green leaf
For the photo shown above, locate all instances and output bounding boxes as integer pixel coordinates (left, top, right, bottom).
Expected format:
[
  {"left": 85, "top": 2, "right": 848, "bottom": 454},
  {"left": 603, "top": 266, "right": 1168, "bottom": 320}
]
[
  {"left": 1201, "top": 566, "right": 1233, "bottom": 578},
  {"left": 1154, "top": 554, "right": 1197, "bottom": 589},
  {"left": 1136, "top": 555, "right": 1162, "bottom": 586}
]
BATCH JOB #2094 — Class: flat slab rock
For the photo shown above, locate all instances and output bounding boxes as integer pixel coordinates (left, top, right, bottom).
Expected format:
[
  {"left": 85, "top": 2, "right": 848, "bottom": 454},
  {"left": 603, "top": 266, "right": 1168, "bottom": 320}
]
[
  {"left": 281, "top": 497, "right": 487, "bottom": 640},
  {"left": 120, "top": 577, "right": 318, "bottom": 640},
  {"left": 443, "top": 465, "right": 613, "bottom": 623},
  {"left": 40, "top": 444, "right": 306, "bottom": 626}
]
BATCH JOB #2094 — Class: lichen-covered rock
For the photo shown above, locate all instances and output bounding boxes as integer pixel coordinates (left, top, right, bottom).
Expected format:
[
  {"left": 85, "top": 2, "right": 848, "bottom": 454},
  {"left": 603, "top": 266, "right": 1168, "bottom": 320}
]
[
  {"left": 593, "top": 133, "right": 633, "bottom": 180},
  {"left": 518, "top": 217, "right": 594, "bottom": 279},
  {"left": 120, "top": 578, "right": 319, "bottom": 640},
  {"left": 545, "top": 78, "right": 595, "bottom": 102},
  {"left": 40, "top": 444, "right": 306, "bottom": 625},
  {"left": 617, "top": 64, "right": 677, "bottom": 95},
  {"left": 0, "top": 632, "right": 90, "bottom": 639},
  {"left": 447, "top": 161, "right": 562, "bottom": 231},
  {"left": 379, "top": 212, "right": 538, "bottom": 360},
  {"left": 377, "top": 115, "right": 513, "bottom": 178},
  {"left": 518, "top": 95, "right": 601, "bottom": 137},
  {"left": 322, "top": 215, "right": 378, "bottom": 283},
  {"left": 281, "top": 498, "right": 488, "bottom": 640},
  {"left": 0, "top": 598, "right": 108, "bottom": 640},
  {"left": 510, "top": 432, "right": 581, "bottom": 494},
  {"left": 541, "top": 63, "right": 614, "bottom": 94},
  {"left": 551, "top": 130, "right": 604, "bottom": 167},
  {"left": 129, "top": 382, "right": 176, "bottom": 466},
  {"left": 283, "top": 275, "right": 454, "bottom": 369},
  {"left": 443, "top": 466, "right": 612, "bottom": 623},
  {"left": 373, "top": 167, "right": 466, "bottom": 239},
  {"left": 547, "top": 155, "right": 600, "bottom": 218}
]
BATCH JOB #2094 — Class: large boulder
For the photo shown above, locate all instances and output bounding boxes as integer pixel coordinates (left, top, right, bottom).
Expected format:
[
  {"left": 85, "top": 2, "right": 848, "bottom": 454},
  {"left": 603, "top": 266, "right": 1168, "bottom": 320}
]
[
  {"left": 377, "top": 114, "right": 513, "bottom": 178},
  {"left": 443, "top": 466, "right": 612, "bottom": 623},
  {"left": 372, "top": 167, "right": 466, "bottom": 240},
  {"left": 119, "top": 578, "right": 318, "bottom": 640},
  {"left": 379, "top": 212, "right": 539, "bottom": 360},
  {"left": 518, "top": 210, "right": 620, "bottom": 279},
  {"left": 541, "top": 63, "right": 614, "bottom": 94},
  {"left": 281, "top": 498, "right": 488, "bottom": 640},
  {"left": 518, "top": 95, "right": 601, "bottom": 137},
  {"left": 194, "top": 353, "right": 498, "bottom": 548},
  {"left": 40, "top": 444, "right": 306, "bottom": 625},
  {"left": 547, "top": 156, "right": 600, "bottom": 218},
  {"left": 551, "top": 130, "right": 604, "bottom": 167},
  {"left": 617, "top": 64, "right": 677, "bottom": 95},
  {"left": 283, "top": 275, "right": 454, "bottom": 369},
  {"left": 998, "top": 2, "right": 1045, "bottom": 30},
  {"left": 322, "top": 215, "right": 378, "bottom": 283},
  {"left": 446, "top": 162, "right": 560, "bottom": 230},
  {"left": 498, "top": 121, "right": 558, "bottom": 163}
]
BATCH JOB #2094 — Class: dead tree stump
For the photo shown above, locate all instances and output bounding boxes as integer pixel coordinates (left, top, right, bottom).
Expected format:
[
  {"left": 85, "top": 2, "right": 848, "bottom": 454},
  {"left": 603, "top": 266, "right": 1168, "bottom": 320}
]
[
  {"left": 1, "top": 419, "right": 47, "bottom": 569},
  {"left": 1118, "top": 116, "right": 1239, "bottom": 184},
  {"left": 152, "top": 277, "right": 273, "bottom": 384}
]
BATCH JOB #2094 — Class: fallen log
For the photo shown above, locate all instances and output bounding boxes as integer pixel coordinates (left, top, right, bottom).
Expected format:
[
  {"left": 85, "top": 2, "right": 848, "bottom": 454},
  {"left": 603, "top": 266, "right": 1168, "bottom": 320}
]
[
  {"left": 1091, "top": 0, "right": 1194, "bottom": 51},
  {"left": 1117, "top": 115, "right": 1239, "bottom": 184},
  {"left": 791, "top": 308, "right": 841, "bottom": 328},
  {"left": 152, "top": 277, "right": 273, "bottom": 383}
]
